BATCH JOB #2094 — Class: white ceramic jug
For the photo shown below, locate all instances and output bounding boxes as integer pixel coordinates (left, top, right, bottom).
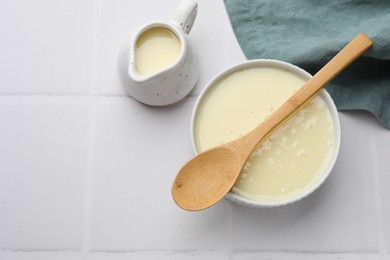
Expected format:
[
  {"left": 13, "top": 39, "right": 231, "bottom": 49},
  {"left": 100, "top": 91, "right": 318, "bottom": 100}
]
[{"left": 118, "top": 0, "right": 199, "bottom": 106}]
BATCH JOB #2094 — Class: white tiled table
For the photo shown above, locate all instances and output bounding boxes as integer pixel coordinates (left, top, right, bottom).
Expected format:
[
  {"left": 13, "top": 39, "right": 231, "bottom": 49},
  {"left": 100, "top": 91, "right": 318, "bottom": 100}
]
[{"left": 0, "top": 1, "right": 389, "bottom": 259}]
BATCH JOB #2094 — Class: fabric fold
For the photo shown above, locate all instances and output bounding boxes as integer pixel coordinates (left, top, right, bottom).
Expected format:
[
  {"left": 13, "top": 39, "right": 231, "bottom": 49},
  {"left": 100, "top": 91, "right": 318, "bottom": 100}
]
[{"left": 224, "top": 0, "right": 390, "bottom": 128}]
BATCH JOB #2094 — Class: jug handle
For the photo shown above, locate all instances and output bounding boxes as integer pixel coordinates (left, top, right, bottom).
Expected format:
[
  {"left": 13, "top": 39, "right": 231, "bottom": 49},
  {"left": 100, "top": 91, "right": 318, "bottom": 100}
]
[{"left": 170, "top": 0, "right": 198, "bottom": 34}]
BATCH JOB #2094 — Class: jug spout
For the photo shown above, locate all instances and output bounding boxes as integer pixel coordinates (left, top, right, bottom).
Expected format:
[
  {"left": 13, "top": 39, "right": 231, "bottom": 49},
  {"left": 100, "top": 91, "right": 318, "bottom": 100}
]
[{"left": 128, "top": 57, "right": 150, "bottom": 83}]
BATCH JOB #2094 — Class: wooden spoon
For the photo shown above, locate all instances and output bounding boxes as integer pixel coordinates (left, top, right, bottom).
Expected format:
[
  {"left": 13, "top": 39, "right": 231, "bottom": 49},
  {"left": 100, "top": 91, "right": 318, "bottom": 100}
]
[{"left": 172, "top": 34, "right": 372, "bottom": 211}]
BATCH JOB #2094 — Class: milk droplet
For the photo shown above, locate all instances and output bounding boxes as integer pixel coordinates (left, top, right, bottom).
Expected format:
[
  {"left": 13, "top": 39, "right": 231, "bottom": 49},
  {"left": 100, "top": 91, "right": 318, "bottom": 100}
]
[
  {"left": 219, "top": 140, "right": 225, "bottom": 144},
  {"left": 302, "top": 116, "right": 318, "bottom": 130},
  {"left": 290, "top": 127, "right": 297, "bottom": 134},
  {"left": 291, "top": 141, "right": 299, "bottom": 148},
  {"left": 243, "top": 162, "right": 252, "bottom": 171},
  {"left": 268, "top": 158, "right": 276, "bottom": 165},
  {"left": 295, "top": 148, "right": 307, "bottom": 157}
]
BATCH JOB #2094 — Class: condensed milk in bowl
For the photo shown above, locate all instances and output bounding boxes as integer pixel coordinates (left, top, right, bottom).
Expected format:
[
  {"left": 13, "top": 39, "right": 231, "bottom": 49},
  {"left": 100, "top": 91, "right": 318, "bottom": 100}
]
[{"left": 191, "top": 59, "right": 341, "bottom": 207}]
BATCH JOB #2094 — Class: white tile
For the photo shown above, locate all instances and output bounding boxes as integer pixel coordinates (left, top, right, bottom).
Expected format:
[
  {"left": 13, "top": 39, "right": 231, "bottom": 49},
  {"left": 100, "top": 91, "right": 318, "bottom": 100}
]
[
  {"left": 0, "top": 251, "right": 229, "bottom": 260},
  {"left": 89, "top": 97, "right": 229, "bottom": 251},
  {"left": 96, "top": 0, "right": 230, "bottom": 97},
  {"left": 373, "top": 120, "right": 390, "bottom": 251},
  {"left": 0, "top": 252, "right": 83, "bottom": 260},
  {"left": 1, "top": 251, "right": 388, "bottom": 260},
  {"left": 0, "top": 0, "right": 95, "bottom": 94},
  {"left": 230, "top": 111, "right": 380, "bottom": 252},
  {"left": 0, "top": 96, "right": 90, "bottom": 250},
  {"left": 188, "top": 0, "right": 230, "bottom": 96},
  {"left": 223, "top": 6, "right": 247, "bottom": 66},
  {"left": 86, "top": 252, "right": 229, "bottom": 260},
  {"left": 231, "top": 252, "right": 388, "bottom": 260}
]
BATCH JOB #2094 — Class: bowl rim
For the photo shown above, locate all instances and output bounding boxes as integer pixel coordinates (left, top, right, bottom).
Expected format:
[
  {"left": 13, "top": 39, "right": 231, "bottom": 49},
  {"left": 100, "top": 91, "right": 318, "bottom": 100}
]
[{"left": 190, "top": 59, "right": 341, "bottom": 208}]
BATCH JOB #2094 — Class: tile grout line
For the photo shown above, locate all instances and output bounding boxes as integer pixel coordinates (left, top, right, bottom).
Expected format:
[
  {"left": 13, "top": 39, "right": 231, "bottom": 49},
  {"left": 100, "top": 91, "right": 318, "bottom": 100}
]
[
  {"left": 82, "top": 0, "right": 103, "bottom": 255},
  {"left": 0, "top": 249, "right": 388, "bottom": 258},
  {"left": 82, "top": 99, "right": 97, "bottom": 255},
  {"left": 369, "top": 122, "right": 388, "bottom": 254}
]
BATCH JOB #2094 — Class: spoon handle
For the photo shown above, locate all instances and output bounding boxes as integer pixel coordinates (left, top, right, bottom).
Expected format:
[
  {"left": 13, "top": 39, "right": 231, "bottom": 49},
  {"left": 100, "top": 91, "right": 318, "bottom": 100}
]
[{"left": 240, "top": 34, "right": 372, "bottom": 156}]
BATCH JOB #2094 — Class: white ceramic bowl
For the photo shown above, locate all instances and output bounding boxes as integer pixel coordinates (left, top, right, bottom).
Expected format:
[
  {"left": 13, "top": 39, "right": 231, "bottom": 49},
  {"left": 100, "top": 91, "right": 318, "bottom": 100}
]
[{"left": 191, "top": 59, "right": 341, "bottom": 207}]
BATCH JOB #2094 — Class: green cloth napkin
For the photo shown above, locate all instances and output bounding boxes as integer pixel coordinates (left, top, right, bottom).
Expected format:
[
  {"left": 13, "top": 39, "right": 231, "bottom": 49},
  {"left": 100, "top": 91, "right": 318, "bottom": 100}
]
[{"left": 224, "top": 0, "right": 390, "bottom": 129}]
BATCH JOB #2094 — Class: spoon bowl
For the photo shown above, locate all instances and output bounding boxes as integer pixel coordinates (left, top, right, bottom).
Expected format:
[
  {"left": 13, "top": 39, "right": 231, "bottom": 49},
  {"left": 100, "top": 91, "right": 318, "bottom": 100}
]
[{"left": 172, "top": 147, "right": 240, "bottom": 210}]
